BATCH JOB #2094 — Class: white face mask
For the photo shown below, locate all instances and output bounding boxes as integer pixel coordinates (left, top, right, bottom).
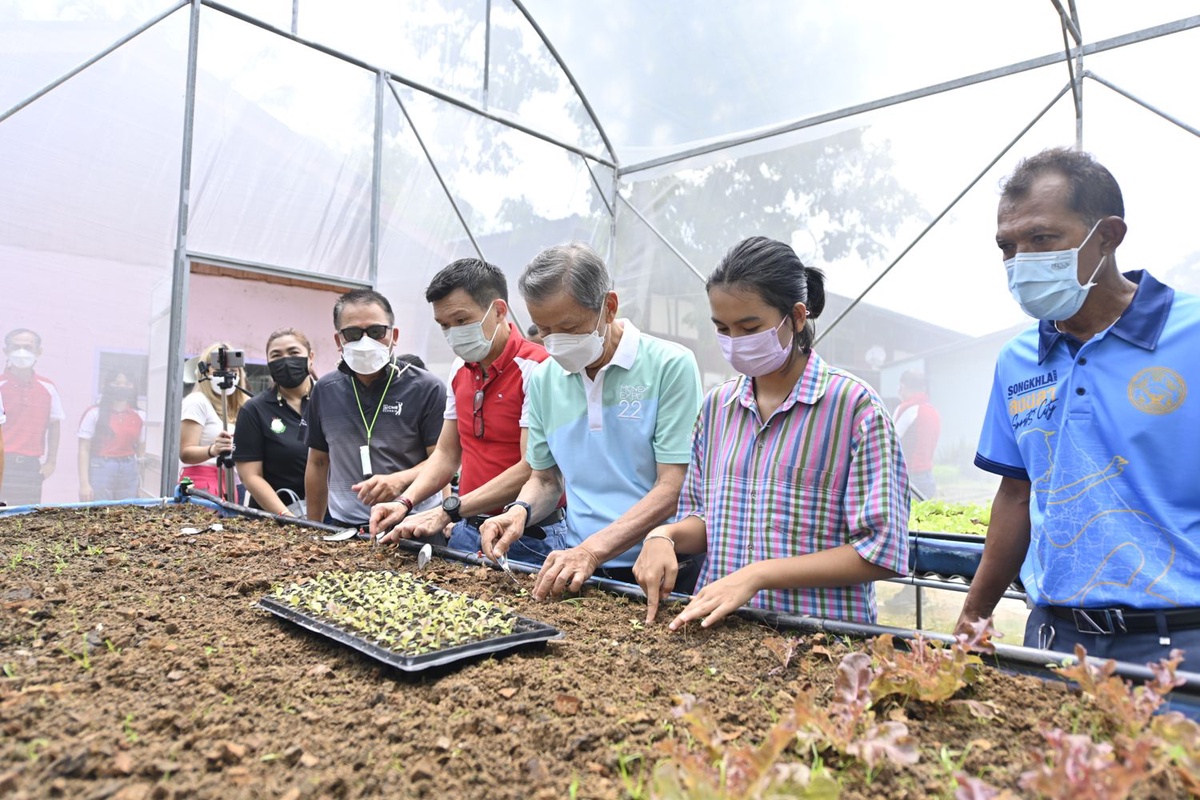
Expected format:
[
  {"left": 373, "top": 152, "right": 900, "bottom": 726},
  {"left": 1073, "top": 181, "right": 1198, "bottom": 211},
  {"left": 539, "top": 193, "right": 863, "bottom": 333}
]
[
  {"left": 341, "top": 336, "right": 391, "bottom": 375},
  {"left": 543, "top": 308, "right": 607, "bottom": 374},
  {"left": 444, "top": 301, "right": 500, "bottom": 363},
  {"left": 1005, "top": 220, "right": 1106, "bottom": 321},
  {"left": 6, "top": 348, "right": 36, "bottom": 369}
]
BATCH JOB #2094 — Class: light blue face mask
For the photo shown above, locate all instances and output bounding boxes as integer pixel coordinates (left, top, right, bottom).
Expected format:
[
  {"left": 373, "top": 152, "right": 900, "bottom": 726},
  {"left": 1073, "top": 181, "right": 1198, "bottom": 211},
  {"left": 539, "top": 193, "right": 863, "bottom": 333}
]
[{"left": 1004, "top": 220, "right": 1106, "bottom": 321}]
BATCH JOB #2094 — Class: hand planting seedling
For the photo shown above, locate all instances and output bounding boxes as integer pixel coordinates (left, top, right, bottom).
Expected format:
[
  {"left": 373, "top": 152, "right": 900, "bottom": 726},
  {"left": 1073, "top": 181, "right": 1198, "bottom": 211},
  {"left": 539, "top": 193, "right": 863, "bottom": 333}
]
[{"left": 268, "top": 570, "right": 518, "bottom": 657}]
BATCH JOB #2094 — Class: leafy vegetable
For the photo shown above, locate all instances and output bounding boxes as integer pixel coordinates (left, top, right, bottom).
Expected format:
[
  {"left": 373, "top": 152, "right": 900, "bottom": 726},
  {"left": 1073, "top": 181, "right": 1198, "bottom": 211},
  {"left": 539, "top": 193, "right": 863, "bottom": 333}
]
[{"left": 269, "top": 571, "right": 517, "bottom": 656}]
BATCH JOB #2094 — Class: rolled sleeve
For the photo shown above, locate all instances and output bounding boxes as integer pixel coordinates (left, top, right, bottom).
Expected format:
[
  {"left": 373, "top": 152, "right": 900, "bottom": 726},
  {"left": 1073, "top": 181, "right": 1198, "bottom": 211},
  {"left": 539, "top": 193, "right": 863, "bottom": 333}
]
[
  {"left": 673, "top": 408, "right": 707, "bottom": 523},
  {"left": 843, "top": 398, "right": 910, "bottom": 576}
]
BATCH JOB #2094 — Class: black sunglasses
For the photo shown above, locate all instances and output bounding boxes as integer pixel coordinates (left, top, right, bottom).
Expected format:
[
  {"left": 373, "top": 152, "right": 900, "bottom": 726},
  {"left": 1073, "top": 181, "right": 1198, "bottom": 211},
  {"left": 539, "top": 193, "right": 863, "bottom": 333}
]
[
  {"left": 473, "top": 388, "right": 485, "bottom": 438},
  {"left": 339, "top": 324, "right": 390, "bottom": 343}
]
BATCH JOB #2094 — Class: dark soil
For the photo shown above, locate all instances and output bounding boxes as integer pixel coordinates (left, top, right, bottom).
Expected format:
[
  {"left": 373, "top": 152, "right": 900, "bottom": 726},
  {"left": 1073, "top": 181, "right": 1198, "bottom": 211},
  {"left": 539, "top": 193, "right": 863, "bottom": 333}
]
[{"left": 0, "top": 505, "right": 1191, "bottom": 799}]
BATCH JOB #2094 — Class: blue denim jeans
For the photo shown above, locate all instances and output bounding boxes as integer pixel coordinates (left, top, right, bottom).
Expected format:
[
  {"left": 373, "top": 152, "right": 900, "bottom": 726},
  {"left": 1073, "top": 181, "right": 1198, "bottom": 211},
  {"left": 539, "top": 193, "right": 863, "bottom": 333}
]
[
  {"left": 447, "top": 517, "right": 569, "bottom": 567},
  {"left": 89, "top": 456, "right": 140, "bottom": 501}
]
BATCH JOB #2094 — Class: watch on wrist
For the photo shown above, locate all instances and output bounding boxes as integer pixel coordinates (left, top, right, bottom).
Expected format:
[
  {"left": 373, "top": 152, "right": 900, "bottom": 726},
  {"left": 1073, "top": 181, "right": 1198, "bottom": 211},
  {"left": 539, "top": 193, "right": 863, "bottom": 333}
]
[
  {"left": 502, "top": 500, "right": 532, "bottom": 527},
  {"left": 441, "top": 495, "right": 462, "bottom": 523}
]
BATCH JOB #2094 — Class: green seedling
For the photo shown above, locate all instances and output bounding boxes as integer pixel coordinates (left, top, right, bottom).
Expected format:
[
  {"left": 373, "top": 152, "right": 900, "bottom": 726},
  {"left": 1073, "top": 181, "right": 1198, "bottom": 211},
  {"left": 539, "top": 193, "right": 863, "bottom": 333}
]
[
  {"left": 122, "top": 713, "right": 140, "bottom": 744},
  {"left": 269, "top": 571, "right": 518, "bottom": 657},
  {"left": 60, "top": 637, "right": 92, "bottom": 671}
]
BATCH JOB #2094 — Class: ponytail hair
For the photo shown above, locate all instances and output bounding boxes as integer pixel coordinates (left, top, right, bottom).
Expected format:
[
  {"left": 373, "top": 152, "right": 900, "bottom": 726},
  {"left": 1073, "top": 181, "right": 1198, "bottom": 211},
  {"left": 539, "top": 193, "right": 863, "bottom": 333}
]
[{"left": 707, "top": 236, "right": 825, "bottom": 353}]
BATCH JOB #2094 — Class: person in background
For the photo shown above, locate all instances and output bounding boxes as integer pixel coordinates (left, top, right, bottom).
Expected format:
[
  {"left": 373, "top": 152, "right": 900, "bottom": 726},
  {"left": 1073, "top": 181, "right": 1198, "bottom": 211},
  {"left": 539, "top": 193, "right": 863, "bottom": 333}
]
[
  {"left": 0, "top": 393, "right": 6, "bottom": 503},
  {"left": 634, "top": 237, "right": 910, "bottom": 629},
  {"left": 477, "top": 242, "right": 704, "bottom": 598},
  {"left": 77, "top": 371, "right": 145, "bottom": 501},
  {"left": 396, "top": 353, "right": 427, "bottom": 370},
  {"left": 525, "top": 323, "right": 544, "bottom": 347},
  {"left": 303, "top": 289, "right": 446, "bottom": 530},
  {"left": 0, "top": 328, "right": 64, "bottom": 505},
  {"left": 957, "top": 147, "right": 1200, "bottom": 671},
  {"left": 179, "top": 342, "right": 247, "bottom": 497},
  {"left": 234, "top": 328, "right": 316, "bottom": 516},
  {"left": 372, "top": 258, "right": 563, "bottom": 559},
  {"left": 893, "top": 370, "right": 941, "bottom": 500}
]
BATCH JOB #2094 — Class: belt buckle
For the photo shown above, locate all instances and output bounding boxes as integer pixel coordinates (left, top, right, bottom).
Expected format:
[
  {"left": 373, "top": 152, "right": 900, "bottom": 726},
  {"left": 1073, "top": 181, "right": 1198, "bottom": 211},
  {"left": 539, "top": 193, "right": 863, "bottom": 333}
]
[{"left": 1071, "top": 608, "right": 1126, "bottom": 635}]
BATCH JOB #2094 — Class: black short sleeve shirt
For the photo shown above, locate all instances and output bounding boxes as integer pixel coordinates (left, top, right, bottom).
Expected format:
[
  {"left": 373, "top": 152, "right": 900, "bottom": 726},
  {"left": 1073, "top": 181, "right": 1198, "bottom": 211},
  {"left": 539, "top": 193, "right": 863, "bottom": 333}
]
[{"left": 233, "top": 388, "right": 309, "bottom": 508}]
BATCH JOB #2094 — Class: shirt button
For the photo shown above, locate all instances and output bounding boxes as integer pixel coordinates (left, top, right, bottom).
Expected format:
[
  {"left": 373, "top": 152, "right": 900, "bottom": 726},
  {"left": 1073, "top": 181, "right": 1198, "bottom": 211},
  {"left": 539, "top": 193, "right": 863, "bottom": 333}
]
[
  {"left": 1076, "top": 387, "right": 1086, "bottom": 395},
  {"left": 1078, "top": 357, "right": 1088, "bottom": 365}
]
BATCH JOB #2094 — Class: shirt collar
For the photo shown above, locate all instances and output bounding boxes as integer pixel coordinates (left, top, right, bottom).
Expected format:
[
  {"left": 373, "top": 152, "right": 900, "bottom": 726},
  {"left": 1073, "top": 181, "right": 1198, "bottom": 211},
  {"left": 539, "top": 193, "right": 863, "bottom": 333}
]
[
  {"left": 556, "top": 318, "right": 640, "bottom": 375},
  {"left": 731, "top": 349, "right": 831, "bottom": 411},
  {"left": 609, "top": 319, "right": 640, "bottom": 371},
  {"left": 1037, "top": 270, "right": 1174, "bottom": 363}
]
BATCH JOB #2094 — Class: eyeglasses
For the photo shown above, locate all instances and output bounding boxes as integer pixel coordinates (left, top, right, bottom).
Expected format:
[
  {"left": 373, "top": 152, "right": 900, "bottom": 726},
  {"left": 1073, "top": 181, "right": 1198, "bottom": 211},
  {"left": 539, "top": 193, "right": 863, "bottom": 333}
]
[
  {"left": 473, "top": 388, "right": 485, "bottom": 438},
  {"left": 339, "top": 324, "right": 390, "bottom": 343}
]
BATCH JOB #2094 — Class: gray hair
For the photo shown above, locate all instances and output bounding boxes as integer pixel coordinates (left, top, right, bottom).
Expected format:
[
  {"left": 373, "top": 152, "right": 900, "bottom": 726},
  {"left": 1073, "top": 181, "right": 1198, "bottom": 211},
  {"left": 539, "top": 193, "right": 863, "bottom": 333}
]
[{"left": 518, "top": 242, "right": 611, "bottom": 312}]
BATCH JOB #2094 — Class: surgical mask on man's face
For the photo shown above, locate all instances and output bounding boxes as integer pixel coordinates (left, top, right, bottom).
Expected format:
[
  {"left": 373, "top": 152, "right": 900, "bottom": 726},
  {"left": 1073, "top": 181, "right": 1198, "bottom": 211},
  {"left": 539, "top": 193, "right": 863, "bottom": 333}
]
[
  {"left": 6, "top": 348, "right": 36, "bottom": 369},
  {"left": 444, "top": 302, "right": 499, "bottom": 363},
  {"left": 543, "top": 309, "right": 607, "bottom": 374},
  {"left": 341, "top": 336, "right": 391, "bottom": 375},
  {"left": 716, "top": 316, "right": 793, "bottom": 377},
  {"left": 1005, "top": 220, "right": 1107, "bottom": 321}
]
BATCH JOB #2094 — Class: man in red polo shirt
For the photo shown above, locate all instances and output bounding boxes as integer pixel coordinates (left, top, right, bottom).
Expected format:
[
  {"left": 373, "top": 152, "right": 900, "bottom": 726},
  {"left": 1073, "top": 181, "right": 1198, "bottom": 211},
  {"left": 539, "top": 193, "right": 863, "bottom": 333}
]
[
  {"left": 0, "top": 329, "right": 65, "bottom": 505},
  {"left": 371, "top": 258, "right": 565, "bottom": 562}
]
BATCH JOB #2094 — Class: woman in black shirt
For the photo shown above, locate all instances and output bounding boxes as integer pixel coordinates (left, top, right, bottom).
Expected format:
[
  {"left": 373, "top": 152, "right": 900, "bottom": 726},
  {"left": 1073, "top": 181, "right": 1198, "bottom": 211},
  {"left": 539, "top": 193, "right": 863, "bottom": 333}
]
[{"left": 234, "top": 328, "right": 316, "bottom": 515}]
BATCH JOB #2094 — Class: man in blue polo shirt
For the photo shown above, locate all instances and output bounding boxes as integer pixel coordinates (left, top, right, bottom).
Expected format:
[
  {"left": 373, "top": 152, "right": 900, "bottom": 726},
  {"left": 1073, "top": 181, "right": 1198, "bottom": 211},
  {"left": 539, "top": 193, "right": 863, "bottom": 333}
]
[
  {"left": 957, "top": 148, "right": 1200, "bottom": 670},
  {"left": 478, "top": 242, "right": 704, "bottom": 600}
]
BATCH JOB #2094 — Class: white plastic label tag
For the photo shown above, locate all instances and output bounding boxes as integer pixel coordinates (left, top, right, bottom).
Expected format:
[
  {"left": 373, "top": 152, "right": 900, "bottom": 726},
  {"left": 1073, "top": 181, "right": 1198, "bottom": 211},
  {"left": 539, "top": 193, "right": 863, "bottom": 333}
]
[{"left": 359, "top": 444, "right": 372, "bottom": 477}]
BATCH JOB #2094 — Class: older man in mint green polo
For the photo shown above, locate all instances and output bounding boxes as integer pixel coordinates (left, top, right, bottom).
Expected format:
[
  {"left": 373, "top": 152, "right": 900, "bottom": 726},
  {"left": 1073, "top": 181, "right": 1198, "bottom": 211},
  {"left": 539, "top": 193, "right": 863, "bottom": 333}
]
[{"left": 477, "top": 242, "right": 703, "bottom": 600}]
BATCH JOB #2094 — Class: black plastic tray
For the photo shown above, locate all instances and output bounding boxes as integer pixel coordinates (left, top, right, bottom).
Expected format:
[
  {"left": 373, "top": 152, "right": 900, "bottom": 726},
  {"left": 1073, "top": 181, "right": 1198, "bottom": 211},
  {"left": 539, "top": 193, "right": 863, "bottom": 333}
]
[{"left": 256, "top": 581, "right": 562, "bottom": 673}]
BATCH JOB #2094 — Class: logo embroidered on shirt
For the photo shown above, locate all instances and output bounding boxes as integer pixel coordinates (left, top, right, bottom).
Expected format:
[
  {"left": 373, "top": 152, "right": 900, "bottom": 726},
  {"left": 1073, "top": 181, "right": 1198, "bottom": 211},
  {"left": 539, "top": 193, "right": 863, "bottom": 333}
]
[
  {"left": 381, "top": 402, "right": 404, "bottom": 416},
  {"left": 1128, "top": 367, "right": 1186, "bottom": 415},
  {"left": 270, "top": 417, "right": 286, "bottom": 434},
  {"left": 618, "top": 384, "right": 648, "bottom": 420}
]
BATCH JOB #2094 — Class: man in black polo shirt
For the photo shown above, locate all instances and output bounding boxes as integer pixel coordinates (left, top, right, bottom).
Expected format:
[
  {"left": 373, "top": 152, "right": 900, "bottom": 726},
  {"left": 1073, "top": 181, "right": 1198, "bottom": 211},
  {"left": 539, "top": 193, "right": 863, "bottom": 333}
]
[{"left": 303, "top": 289, "right": 446, "bottom": 530}]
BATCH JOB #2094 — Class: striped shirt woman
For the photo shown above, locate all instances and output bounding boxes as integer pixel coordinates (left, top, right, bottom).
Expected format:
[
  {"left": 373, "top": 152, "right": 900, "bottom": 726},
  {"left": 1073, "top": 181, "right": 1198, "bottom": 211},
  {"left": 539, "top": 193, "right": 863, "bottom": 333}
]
[{"left": 634, "top": 236, "right": 910, "bottom": 629}]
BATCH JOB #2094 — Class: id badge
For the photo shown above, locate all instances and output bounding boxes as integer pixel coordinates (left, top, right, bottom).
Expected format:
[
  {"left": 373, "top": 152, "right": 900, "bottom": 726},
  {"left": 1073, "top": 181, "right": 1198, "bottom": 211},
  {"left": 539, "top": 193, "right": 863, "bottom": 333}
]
[{"left": 359, "top": 444, "right": 373, "bottom": 477}]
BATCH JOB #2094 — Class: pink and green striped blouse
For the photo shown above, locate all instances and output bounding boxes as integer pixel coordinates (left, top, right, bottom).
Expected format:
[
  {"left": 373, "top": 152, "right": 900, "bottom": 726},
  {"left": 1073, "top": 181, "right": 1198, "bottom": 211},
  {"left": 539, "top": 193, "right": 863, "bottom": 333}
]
[{"left": 677, "top": 351, "right": 910, "bottom": 623}]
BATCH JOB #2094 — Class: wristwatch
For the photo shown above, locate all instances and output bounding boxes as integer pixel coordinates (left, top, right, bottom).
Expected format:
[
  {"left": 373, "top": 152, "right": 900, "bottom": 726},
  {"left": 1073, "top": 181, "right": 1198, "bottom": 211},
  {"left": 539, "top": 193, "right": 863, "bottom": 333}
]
[
  {"left": 441, "top": 495, "right": 463, "bottom": 523},
  {"left": 502, "top": 500, "right": 532, "bottom": 527}
]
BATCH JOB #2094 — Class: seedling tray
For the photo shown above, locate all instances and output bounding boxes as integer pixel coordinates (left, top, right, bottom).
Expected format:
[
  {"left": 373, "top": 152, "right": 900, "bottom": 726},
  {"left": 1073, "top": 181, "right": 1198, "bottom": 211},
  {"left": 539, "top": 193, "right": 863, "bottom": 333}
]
[{"left": 257, "top": 571, "right": 562, "bottom": 673}]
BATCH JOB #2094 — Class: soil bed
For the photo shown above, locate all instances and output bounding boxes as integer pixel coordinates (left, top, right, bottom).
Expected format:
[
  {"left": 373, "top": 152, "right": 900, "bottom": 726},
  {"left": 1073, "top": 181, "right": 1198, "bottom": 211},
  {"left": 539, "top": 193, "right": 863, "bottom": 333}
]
[{"left": 0, "top": 505, "right": 1191, "bottom": 799}]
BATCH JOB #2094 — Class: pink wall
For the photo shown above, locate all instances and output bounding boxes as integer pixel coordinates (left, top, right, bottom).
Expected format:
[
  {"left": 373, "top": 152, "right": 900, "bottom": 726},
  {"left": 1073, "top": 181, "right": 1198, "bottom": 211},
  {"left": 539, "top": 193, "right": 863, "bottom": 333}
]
[{"left": 186, "top": 272, "right": 343, "bottom": 375}]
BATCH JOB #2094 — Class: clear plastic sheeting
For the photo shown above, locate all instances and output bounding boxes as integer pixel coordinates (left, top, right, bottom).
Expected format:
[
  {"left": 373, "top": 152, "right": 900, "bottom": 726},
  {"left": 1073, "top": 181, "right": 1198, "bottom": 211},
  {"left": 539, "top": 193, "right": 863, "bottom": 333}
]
[
  {"left": 188, "top": 6, "right": 376, "bottom": 281},
  {"left": 0, "top": 0, "right": 180, "bottom": 114},
  {"left": 297, "top": 0, "right": 488, "bottom": 107},
  {"left": 0, "top": 6, "right": 187, "bottom": 505},
  {"left": 379, "top": 83, "right": 615, "bottom": 378},
  {"left": 0, "top": 0, "right": 1197, "bottom": 501}
]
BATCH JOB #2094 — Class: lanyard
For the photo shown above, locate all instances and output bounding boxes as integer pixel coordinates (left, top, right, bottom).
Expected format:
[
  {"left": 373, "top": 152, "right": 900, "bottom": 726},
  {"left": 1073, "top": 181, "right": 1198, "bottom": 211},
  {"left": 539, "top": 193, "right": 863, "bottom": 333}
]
[{"left": 350, "top": 364, "right": 397, "bottom": 447}]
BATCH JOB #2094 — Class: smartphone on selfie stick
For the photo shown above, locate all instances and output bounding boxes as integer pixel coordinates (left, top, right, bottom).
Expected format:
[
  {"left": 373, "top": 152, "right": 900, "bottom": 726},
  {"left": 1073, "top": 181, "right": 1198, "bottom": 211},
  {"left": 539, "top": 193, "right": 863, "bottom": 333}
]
[{"left": 197, "top": 347, "right": 249, "bottom": 503}]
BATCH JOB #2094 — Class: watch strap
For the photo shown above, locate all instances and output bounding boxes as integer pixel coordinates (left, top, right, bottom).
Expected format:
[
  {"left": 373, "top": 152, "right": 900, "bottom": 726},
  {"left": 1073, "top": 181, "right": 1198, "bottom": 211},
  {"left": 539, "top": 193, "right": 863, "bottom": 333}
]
[
  {"left": 442, "top": 496, "right": 462, "bottom": 523},
  {"left": 503, "top": 500, "right": 532, "bottom": 527}
]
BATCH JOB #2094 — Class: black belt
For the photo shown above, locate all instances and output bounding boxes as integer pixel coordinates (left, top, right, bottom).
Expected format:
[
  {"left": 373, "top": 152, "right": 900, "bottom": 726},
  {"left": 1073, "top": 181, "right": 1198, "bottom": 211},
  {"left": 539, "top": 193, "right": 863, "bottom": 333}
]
[
  {"left": 465, "top": 507, "right": 564, "bottom": 539},
  {"left": 1045, "top": 605, "right": 1200, "bottom": 635},
  {"left": 6, "top": 454, "right": 42, "bottom": 465}
]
